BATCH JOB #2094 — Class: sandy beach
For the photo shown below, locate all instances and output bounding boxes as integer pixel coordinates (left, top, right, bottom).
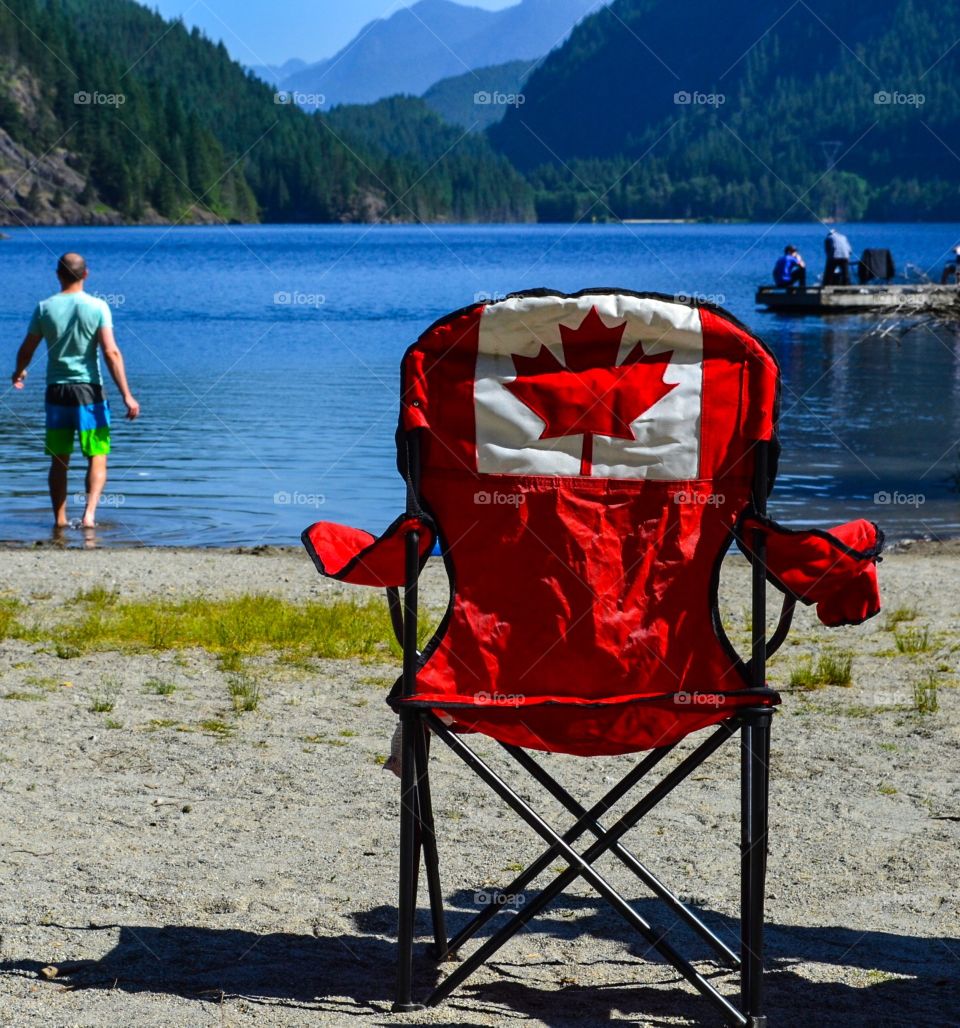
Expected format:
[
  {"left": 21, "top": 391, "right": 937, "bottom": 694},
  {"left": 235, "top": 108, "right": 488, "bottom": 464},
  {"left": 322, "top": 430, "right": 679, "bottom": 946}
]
[{"left": 0, "top": 542, "right": 957, "bottom": 1027}]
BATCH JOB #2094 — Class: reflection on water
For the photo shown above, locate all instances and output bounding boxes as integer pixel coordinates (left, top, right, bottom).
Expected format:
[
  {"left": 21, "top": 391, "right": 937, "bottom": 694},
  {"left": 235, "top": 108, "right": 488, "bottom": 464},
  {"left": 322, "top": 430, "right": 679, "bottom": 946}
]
[
  {"left": 1, "top": 223, "right": 958, "bottom": 547},
  {"left": 769, "top": 319, "right": 960, "bottom": 537}
]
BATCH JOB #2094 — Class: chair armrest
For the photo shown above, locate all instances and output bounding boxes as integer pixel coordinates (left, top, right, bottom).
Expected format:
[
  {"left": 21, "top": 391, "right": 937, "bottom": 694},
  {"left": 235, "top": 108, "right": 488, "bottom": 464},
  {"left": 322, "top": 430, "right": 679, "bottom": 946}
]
[
  {"left": 737, "top": 515, "right": 884, "bottom": 627},
  {"left": 301, "top": 514, "right": 436, "bottom": 588}
]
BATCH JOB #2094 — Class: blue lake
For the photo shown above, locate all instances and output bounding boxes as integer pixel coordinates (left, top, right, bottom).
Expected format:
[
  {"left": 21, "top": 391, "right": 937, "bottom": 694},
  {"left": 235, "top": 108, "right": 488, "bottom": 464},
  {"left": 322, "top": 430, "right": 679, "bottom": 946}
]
[{"left": 1, "top": 223, "right": 958, "bottom": 546}]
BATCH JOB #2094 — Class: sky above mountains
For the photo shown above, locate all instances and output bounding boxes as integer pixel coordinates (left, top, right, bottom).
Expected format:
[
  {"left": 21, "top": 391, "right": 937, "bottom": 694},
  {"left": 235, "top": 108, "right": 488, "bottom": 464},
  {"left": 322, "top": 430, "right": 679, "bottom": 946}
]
[{"left": 150, "top": 0, "right": 518, "bottom": 65}]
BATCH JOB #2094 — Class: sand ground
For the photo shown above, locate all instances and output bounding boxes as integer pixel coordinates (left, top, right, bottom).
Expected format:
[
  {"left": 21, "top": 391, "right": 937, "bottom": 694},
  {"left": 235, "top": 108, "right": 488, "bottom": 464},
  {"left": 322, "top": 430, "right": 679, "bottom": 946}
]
[{"left": 0, "top": 543, "right": 957, "bottom": 1027}]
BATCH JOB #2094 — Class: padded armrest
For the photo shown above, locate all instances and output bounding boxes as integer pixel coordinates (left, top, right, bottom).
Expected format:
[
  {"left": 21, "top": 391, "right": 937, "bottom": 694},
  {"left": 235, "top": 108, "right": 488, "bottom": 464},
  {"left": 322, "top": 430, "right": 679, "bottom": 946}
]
[
  {"left": 738, "top": 514, "right": 884, "bottom": 627},
  {"left": 301, "top": 514, "right": 436, "bottom": 588}
]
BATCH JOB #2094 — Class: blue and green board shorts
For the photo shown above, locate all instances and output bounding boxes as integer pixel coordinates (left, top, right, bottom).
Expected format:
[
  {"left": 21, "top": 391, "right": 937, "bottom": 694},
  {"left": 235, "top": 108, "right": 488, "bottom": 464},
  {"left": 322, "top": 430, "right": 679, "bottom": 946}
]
[{"left": 45, "top": 383, "right": 111, "bottom": 457}]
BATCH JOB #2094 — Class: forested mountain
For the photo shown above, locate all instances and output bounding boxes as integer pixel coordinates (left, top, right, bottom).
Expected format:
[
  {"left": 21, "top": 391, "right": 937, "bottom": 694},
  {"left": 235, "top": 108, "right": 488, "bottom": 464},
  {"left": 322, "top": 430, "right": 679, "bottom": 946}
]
[
  {"left": 326, "top": 97, "right": 534, "bottom": 221},
  {"left": 280, "top": 0, "right": 599, "bottom": 109},
  {"left": 491, "top": 0, "right": 960, "bottom": 220},
  {"left": 423, "top": 61, "right": 533, "bottom": 131},
  {"left": 0, "top": 0, "right": 534, "bottom": 225}
]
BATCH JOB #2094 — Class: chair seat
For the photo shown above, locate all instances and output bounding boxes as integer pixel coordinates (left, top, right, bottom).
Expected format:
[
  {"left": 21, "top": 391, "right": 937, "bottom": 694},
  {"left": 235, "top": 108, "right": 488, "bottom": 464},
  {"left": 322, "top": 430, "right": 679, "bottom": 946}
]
[{"left": 400, "top": 686, "right": 780, "bottom": 756}]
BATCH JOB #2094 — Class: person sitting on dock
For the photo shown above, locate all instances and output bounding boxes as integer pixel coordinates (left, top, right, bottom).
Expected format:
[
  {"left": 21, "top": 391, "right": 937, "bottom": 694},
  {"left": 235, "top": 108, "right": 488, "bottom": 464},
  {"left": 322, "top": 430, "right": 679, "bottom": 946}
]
[
  {"left": 940, "top": 244, "right": 960, "bottom": 284},
  {"left": 773, "top": 245, "right": 806, "bottom": 292},
  {"left": 823, "top": 228, "right": 853, "bottom": 285}
]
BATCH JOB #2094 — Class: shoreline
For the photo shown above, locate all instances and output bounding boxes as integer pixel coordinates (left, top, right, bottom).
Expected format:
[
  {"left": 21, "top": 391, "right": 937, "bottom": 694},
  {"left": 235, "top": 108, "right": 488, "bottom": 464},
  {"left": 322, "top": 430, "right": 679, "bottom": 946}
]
[
  {"left": 5, "top": 218, "right": 960, "bottom": 229},
  {"left": 2, "top": 535, "right": 959, "bottom": 556}
]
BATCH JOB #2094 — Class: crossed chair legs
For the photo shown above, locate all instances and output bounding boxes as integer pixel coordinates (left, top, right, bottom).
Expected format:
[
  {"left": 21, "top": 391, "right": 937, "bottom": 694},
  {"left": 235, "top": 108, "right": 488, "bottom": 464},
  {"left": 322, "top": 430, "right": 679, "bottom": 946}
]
[{"left": 392, "top": 707, "right": 773, "bottom": 1028}]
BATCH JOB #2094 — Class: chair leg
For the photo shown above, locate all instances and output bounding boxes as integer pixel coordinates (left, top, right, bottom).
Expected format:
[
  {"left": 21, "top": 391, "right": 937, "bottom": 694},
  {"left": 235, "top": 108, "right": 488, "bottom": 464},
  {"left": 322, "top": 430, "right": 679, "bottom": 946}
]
[
  {"left": 741, "top": 712, "right": 772, "bottom": 1028},
  {"left": 393, "top": 710, "right": 424, "bottom": 1012},
  {"left": 414, "top": 726, "right": 448, "bottom": 960}
]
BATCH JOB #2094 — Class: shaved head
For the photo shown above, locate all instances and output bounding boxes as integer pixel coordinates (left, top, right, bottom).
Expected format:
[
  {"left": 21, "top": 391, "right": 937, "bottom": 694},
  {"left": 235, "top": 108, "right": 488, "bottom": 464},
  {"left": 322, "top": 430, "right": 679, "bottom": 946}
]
[{"left": 57, "top": 252, "right": 87, "bottom": 284}]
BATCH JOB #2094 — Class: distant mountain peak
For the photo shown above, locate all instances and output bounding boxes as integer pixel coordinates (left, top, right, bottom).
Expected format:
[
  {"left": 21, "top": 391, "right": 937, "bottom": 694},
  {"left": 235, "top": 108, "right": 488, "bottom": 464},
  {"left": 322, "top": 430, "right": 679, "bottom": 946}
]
[{"left": 279, "top": 0, "right": 603, "bottom": 109}]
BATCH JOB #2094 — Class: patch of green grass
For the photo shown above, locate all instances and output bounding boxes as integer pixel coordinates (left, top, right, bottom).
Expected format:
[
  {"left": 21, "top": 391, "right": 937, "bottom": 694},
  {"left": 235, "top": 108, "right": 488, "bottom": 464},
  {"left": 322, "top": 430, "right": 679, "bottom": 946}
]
[
  {"left": 144, "top": 678, "right": 176, "bottom": 696},
  {"left": 105, "top": 718, "right": 123, "bottom": 730},
  {"left": 217, "top": 651, "right": 245, "bottom": 673},
  {"left": 24, "top": 675, "right": 59, "bottom": 690},
  {"left": 817, "top": 650, "right": 853, "bottom": 686},
  {"left": 56, "top": 592, "right": 419, "bottom": 661},
  {"left": 275, "top": 651, "right": 316, "bottom": 671},
  {"left": 878, "top": 783, "right": 898, "bottom": 796},
  {"left": 146, "top": 718, "right": 180, "bottom": 731},
  {"left": 360, "top": 674, "right": 395, "bottom": 689},
  {"left": 339, "top": 729, "right": 358, "bottom": 738},
  {"left": 0, "top": 599, "right": 26, "bottom": 641},
  {"left": 843, "top": 704, "right": 900, "bottom": 718},
  {"left": 4, "top": 690, "right": 46, "bottom": 702},
  {"left": 883, "top": 606, "right": 918, "bottom": 631},
  {"left": 740, "top": 606, "right": 753, "bottom": 634},
  {"left": 89, "top": 677, "right": 120, "bottom": 713},
  {"left": 228, "top": 673, "right": 261, "bottom": 713},
  {"left": 788, "top": 649, "right": 854, "bottom": 690},
  {"left": 914, "top": 671, "right": 939, "bottom": 715},
  {"left": 302, "top": 734, "right": 347, "bottom": 747},
  {"left": 788, "top": 661, "right": 817, "bottom": 689},
  {"left": 199, "top": 718, "right": 234, "bottom": 738},
  {"left": 879, "top": 742, "right": 897, "bottom": 752},
  {"left": 55, "top": 642, "right": 82, "bottom": 659},
  {"left": 895, "top": 626, "right": 930, "bottom": 654},
  {"left": 77, "top": 586, "right": 120, "bottom": 607},
  {"left": 865, "top": 969, "right": 899, "bottom": 985}
]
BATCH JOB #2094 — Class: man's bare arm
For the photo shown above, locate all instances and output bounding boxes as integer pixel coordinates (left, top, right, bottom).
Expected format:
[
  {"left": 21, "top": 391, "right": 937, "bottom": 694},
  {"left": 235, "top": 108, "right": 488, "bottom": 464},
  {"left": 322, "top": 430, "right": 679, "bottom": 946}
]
[
  {"left": 11, "top": 333, "right": 42, "bottom": 386},
  {"left": 99, "top": 326, "right": 140, "bottom": 419}
]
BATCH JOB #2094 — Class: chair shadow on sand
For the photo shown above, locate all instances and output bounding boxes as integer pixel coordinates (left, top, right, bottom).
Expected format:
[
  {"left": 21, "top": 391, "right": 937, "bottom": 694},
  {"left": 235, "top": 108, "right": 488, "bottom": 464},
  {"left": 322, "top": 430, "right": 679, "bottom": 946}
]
[{"left": 3, "top": 891, "right": 957, "bottom": 1025}]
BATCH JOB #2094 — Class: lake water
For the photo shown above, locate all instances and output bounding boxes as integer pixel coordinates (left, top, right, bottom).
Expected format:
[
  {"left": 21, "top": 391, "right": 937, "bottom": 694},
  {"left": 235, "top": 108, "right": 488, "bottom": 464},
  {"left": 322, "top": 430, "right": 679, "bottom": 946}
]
[{"left": 2, "top": 223, "right": 958, "bottom": 547}]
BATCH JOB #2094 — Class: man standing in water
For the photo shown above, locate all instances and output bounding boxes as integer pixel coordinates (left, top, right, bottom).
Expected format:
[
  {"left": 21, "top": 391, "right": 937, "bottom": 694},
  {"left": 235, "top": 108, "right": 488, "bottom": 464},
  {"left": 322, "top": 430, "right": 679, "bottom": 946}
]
[{"left": 11, "top": 253, "right": 140, "bottom": 529}]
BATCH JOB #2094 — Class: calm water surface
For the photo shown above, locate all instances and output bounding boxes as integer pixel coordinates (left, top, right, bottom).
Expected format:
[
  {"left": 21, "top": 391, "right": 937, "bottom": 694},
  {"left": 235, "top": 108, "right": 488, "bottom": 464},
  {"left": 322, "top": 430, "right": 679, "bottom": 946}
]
[{"left": 1, "top": 223, "right": 958, "bottom": 546}]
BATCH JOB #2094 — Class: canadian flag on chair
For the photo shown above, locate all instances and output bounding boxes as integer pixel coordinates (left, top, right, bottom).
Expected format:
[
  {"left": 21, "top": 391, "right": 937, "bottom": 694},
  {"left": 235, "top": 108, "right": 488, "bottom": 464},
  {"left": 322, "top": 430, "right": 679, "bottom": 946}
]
[{"left": 474, "top": 294, "right": 704, "bottom": 479}]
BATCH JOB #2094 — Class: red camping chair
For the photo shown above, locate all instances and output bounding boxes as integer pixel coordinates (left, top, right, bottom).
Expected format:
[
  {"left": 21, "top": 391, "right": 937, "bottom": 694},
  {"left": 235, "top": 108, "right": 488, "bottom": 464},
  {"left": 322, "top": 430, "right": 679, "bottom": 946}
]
[{"left": 303, "top": 290, "right": 883, "bottom": 1026}]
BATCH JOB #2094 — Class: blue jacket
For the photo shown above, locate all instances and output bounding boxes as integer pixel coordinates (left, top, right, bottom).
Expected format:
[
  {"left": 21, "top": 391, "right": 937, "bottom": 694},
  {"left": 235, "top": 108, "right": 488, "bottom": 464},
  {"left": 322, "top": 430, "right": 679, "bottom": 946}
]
[{"left": 773, "top": 254, "right": 801, "bottom": 285}]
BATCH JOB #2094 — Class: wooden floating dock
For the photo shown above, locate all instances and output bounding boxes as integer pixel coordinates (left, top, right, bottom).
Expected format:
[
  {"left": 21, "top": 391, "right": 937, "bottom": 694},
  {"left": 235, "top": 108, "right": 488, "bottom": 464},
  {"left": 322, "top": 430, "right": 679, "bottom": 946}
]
[{"left": 755, "top": 283, "right": 960, "bottom": 315}]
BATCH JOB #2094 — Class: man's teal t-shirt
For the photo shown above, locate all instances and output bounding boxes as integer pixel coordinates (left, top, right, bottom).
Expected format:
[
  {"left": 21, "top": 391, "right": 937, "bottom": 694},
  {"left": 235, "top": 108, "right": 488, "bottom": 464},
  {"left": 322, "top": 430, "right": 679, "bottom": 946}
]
[{"left": 28, "top": 291, "right": 112, "bottom": 386}]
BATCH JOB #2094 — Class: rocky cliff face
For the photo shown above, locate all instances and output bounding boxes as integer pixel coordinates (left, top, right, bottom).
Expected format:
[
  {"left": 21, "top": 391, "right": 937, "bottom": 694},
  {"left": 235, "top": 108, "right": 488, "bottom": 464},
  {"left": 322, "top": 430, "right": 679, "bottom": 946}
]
[
  {"left": 0, "top": 64, "right": 216, "bottom": 227},
  {"left": 0, "top": 124, "right": 112, "bottom": 226}
]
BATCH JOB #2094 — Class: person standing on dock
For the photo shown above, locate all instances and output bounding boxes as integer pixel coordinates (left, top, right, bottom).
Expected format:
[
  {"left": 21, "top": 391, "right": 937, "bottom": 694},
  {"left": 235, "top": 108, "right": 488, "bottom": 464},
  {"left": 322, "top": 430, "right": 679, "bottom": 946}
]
[
  {"left": 773, "top": 245, "right": 806, "bottom": 291},
  {"left": 10, "top": 253, "right": 140, "bottom": 531},
  {"left": 823, "top": 228, "right": 853, "bottom": 285},
  {"left": 940, "top": 244, "right": 960, "bottom": 284}
]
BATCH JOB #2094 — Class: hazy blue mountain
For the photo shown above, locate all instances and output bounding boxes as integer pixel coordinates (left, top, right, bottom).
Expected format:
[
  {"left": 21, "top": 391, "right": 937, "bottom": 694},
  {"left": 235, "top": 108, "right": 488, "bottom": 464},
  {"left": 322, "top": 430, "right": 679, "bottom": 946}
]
[
  {"left": 246, "top": 58, "right": 308, "bottom": 87},
  {"left": 0, "top": 0, "right": 534, "bottom": 225},
  {"left": 422, "top": 60, "right": 533, "bottom": 130},
  {"left": 280, "top": 0, "right": 602, "bottom": 109}
]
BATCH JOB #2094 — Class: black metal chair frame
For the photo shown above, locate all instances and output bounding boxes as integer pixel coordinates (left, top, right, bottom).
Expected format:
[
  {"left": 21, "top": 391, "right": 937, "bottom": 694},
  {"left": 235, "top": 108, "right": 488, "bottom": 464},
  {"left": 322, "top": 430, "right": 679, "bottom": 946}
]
[{"left": 386, "top": 437, "right": 793, "bottom": 1027}]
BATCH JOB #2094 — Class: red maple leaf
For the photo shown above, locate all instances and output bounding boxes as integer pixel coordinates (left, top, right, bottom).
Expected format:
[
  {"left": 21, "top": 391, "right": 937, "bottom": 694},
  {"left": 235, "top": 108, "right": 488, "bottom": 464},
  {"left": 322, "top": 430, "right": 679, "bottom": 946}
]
[{"left": 505, "top": 306, "right": 676, "bottom": 475}]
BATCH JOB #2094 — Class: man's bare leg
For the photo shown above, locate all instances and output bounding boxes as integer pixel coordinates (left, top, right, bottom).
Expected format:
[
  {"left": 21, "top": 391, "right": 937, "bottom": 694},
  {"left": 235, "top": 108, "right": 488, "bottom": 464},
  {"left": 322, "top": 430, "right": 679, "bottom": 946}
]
[
  {"left": 82, "top": 454, "right": 107, "bottom": 527},
  {"left": 48, "top": 454, "right": 70, "bottom": 527}
]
